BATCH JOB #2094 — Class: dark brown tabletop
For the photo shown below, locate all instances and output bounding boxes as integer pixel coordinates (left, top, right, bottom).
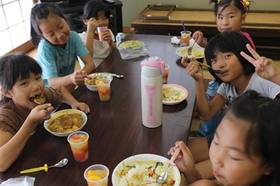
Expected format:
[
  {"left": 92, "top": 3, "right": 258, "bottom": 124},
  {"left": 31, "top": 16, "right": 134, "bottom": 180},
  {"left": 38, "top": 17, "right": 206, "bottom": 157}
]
[{"left": 0, "top": 34, "right": 196, "bottom": 186}]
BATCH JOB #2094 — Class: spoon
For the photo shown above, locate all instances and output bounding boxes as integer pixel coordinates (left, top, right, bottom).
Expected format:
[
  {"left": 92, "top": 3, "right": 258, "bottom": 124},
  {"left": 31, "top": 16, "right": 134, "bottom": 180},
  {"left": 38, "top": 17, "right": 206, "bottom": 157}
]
[
  {"left": 196, "top": 62, "right": 228, "bottom": 74},
  {"left": 104, "top": 72, "right": 124, "bottom": 79},
  {"left": 20, "top": 158, "right": 68, "bottom": 174},
  {"left": 156, "top": 148, "right": 180, "bottom": 184},
  {"left": 188, "top": 37, "right": 198, "bottom": 56}
]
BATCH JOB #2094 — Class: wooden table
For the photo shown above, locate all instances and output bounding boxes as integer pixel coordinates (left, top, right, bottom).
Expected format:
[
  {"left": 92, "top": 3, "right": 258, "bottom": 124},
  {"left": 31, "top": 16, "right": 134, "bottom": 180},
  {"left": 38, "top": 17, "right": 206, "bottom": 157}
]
[
  {"left": 131, "top": 8, "right": 280, "bottom": 59},
  {"left": 0, "top": 34, "right": 196, "bottom": 186}
]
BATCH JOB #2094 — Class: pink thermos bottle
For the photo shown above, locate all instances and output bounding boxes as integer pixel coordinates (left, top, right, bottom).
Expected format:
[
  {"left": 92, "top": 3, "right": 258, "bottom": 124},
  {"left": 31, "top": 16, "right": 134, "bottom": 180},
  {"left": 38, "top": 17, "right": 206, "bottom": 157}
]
[{"left": 140, "top": 57, "right": 165, "bottom": 128}]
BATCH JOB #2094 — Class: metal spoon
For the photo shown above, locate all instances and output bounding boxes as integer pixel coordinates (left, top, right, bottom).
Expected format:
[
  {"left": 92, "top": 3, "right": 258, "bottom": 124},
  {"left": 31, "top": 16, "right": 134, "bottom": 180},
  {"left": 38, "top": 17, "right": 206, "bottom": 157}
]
[
  {"left": 188, "top": 37, "right": 198, "bottom": 56},
  {"left": 104, "top": 72, "right": 124, "bottom": 79},
  {"left": 20, "top": 158, "right": 68, "bottom": 174},
  {"left": 156, "top": 148, "right": 180, "bottom": 184},
  {"left": 196, "top": 61, "right": 228, "bottom": 74}
]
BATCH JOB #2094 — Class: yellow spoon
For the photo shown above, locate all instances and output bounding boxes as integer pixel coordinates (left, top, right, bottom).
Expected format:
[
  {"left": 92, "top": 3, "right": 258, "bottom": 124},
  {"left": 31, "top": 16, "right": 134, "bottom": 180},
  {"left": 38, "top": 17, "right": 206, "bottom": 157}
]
[{"left": 20, "top": 158, "right": 68, "bottom": 174}]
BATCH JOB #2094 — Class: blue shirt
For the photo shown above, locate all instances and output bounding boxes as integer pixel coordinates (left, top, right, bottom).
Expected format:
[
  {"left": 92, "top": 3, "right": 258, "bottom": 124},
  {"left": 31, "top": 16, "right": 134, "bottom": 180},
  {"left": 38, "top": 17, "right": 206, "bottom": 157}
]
[{"left": 36, "top": 31, "right": 89, "bottom": 87}]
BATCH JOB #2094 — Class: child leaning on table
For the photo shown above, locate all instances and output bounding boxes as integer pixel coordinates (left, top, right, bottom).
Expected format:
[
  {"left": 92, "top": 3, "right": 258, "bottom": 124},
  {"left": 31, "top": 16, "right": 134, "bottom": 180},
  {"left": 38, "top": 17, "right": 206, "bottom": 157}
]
[
  {"left": 168, "top": 90, "right": 280, "bottom": 186},
  {"left": 0, "top": 53, "right": 90, "bottom": 172},
  {"left": 193, "top": 0, "right": 255, "bottom": 49},
  {"left": 30, "top": 3, "right": 95, "bottom": 93},
  {"left": 78, "top": 0, "right": 116, "bottom": 68},
  {"left": 181, "top": 31, "right": 280, "bottom": 179}
]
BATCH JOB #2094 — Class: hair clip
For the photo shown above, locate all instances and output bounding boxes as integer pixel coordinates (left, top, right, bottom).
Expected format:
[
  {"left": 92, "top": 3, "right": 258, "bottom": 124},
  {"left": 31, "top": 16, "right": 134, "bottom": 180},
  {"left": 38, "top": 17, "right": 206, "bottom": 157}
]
[{"left": 241, "top": 0, "right": 250, "bottom": 9}]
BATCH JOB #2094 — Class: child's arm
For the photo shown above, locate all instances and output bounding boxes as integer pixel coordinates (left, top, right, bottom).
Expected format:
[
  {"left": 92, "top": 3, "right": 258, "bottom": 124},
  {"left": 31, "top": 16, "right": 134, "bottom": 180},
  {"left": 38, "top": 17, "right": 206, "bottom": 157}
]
[
  {"left": 84, "top": 17, "right": 98, "bottom": 57},
  {"left": 182, "top": 58, "right": 227, "bottom": 121},
  {"left": 59, "top": 86, "right": 90, "bottom": 114},
  {"left": 0, "top": 104, "right": 54, "bottom": 172},
  {"left": 80, "top": 53, "right": 95, "bottom": 74},
  {"left": 241, "top": 44, "right": 280, "bottom": 85}
]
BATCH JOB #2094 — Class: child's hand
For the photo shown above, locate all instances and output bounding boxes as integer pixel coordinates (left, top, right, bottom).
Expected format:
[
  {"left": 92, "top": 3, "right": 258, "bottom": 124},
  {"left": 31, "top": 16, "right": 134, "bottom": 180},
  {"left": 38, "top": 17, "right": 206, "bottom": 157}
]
[
  {"left": 87, "top": 18, "right": 99, "bottom": 34},
  {"left": 241, "top": 44, "right": 277, "bottom": 80},
  {"left": 184, "top": 60, "right": 203, "bottom": 81},
  {"left": 72, "top": 71, "right": 87, "bottom": 86},
  {"left": 167, "top": 141, "right": 196, "bottom": 174},
  {"left": 71, "top": 102, "right": 90, "bottom": 114},
  {"left": 192, "top": 31, "right": 205, "bottom": 47},
  {"left": 27, "top": 103, "right": 54, "bottom": 124},
  {"left": 102, "top": 29, "right": 114, "bottom": 44}
]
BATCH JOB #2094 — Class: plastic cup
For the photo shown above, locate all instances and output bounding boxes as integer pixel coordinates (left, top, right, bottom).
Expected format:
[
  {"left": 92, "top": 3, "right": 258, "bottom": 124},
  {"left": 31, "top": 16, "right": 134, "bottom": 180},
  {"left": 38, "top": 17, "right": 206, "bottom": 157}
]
[
  {"left": 84, "top": 164, "right": 109, "bottom": 186},
  {"left": 97, "top": 27, "right": 107, "bottom": 41},
  {"left": 180, "top": 31, "right": 192, "bottom": 46},
  {"left": 162, "top": 64, "right": 170, "bottom": 84},
  {"left": 96, "top": 78, "right": 112, "bottom": 101},
  {"left": 67, "top": 131, "right": 89, "bottom": 162}
]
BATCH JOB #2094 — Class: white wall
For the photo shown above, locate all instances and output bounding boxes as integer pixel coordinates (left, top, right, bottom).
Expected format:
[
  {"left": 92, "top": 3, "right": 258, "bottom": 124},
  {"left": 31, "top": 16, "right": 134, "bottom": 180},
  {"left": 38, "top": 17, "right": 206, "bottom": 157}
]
[{"left": 120, "top": 0, "right": 280, "bottom": 27}]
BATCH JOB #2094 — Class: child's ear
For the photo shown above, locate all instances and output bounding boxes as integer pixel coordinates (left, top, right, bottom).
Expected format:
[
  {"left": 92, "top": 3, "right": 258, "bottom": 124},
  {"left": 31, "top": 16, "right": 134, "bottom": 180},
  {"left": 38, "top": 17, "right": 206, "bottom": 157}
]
[
  {"left": 0, "top": 88, "right": 12, "bottom": 98},
  {"left": 241, "top": 14, "right": 247, "bottom": 24},
  {"left": 263, "top": 162, "right": 275, "bottom": 175},
  {"left": 82, "top": 19, "right": 88, "bottom": 25}
]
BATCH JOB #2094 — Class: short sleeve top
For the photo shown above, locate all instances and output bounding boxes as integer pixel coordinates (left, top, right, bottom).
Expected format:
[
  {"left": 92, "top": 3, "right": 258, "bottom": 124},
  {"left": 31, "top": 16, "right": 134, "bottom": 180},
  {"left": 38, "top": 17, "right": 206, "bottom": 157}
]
[{"left": 0, "top": 87, "right": 62, "bottom": 136}]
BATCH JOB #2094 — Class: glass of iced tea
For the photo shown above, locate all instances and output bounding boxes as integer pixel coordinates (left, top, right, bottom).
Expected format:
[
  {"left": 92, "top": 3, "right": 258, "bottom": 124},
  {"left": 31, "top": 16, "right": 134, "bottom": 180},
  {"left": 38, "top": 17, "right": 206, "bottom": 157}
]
[
  {"left": 67, "top": 131, "right": 89, "bottom": 162},
  {"left": 180, "top": 30, "right": 192, "bottom": 46},
  {"left": 84, "top": 164, "right": 109, "bottom": 186}
]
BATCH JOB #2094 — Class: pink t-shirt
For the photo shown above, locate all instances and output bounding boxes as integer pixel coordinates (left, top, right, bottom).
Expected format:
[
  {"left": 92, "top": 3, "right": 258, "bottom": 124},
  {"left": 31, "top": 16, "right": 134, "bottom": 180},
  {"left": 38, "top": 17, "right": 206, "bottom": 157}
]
[{"left": 242, "top": 32, "right": 256, "bottom": 50}]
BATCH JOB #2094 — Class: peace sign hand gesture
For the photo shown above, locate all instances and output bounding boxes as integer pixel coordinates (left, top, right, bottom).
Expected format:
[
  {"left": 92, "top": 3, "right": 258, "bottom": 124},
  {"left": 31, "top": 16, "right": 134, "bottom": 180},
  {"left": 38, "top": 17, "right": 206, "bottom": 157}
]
[{"left": 240, "top": 44, "right": 278, "bottom": 81}]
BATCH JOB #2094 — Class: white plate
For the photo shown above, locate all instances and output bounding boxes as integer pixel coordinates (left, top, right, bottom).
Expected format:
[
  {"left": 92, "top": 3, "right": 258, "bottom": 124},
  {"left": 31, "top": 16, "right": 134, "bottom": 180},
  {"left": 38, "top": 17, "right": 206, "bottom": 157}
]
[
  {"left": 84, "top": 72, "right": 113, "bottom": 92},
  {"left": 176, "top": 46, "right": 205, "bottom": 59},
  {"left": 44, "top": 109, "right": 87, "bottom": 137},
  {"left": 112, "top": 154, "right": 181, "bottom": 186},
  {"left": 162, "top": 84, "right": 188, "bottom": 105},
  {"left": 119, "top": 40, "right": 144, "bottom": 49}
]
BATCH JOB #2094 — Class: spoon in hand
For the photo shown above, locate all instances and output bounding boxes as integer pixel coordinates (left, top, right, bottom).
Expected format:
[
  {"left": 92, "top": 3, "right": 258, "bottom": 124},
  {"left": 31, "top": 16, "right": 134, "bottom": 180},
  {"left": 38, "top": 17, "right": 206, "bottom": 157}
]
[
  {"left": 156, "top": 148, "right": 180, "bottom": 184},
  {"left": 196, "top": 62, "right": 228, "bottom": 74},
  {"left": 20, "top": 158, "right": 68, "bottom": 174}
]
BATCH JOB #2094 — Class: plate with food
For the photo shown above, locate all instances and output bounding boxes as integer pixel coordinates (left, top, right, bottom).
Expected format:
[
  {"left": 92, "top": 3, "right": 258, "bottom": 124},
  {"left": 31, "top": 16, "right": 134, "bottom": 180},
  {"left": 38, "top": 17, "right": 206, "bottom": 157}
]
[
  {"left": 112, "top": 154, "right": 180, "bottom": 186},
  {"left": 84, "top": 73, "right": 113, "bottom": 92},
  {"left": 119, "top": 40, "right": 144, "bottom": 49},
  {"left": 175, "top": 46, "right": 204, "bottom": 59},
  {"left": 44, "top": 109, "right": 87, "bottom": 137},
  {"left": 162, "top": 84, "right": 188, "bottom": 105}
]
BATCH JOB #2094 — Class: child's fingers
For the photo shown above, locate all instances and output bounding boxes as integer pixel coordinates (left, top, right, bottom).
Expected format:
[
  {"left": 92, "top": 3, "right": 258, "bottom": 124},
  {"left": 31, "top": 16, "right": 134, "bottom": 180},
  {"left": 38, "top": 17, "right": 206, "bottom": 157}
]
[{"left": 246, "top": 44, "right": 260, "bottom": 60}]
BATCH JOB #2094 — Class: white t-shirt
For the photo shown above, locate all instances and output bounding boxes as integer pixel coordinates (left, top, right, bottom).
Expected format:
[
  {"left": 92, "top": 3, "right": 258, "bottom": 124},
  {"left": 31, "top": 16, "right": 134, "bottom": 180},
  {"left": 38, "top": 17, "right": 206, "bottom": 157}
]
[
  {"left": 218, "top": 73, "right": 280, "bottom": 103},
  {"left": 78, "top": 30, "right": 115, "bottom": 68}
]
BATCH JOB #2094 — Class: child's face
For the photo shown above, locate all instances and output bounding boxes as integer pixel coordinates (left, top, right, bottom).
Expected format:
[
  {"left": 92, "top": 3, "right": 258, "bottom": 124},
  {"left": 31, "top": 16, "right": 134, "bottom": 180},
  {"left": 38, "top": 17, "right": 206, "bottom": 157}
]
[
  {"left": 209, "top": 114, "right": 272, "bottom": 185},
  {"left": 216, "top": 5, "right": 246, "bottom": 33},
  {"left": 95, "top": 11, "right": 109, "bottom": 27},
  {"left": 39, "top": 15, "right": 70, "bottom": 47},
  {"left": 210, "top": 51, "right": 243, "bottom": 82},
  {"left": 5, "top": 72, "right": 45, "bottom": 111}
]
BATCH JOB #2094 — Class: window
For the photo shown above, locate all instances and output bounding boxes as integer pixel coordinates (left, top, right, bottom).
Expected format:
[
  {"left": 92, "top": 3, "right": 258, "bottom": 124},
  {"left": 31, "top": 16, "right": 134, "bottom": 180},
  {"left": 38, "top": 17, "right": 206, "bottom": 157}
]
[{"left": 0, "top": 0, "right": 33, "bottom": 56}]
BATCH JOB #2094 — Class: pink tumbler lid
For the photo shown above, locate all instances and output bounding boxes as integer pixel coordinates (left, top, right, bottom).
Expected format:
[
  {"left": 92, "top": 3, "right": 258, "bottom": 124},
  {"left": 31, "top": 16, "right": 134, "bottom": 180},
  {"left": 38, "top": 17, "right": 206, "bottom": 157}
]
[{"left": 140, "top": 57, "right": 165, "bottom": 74}]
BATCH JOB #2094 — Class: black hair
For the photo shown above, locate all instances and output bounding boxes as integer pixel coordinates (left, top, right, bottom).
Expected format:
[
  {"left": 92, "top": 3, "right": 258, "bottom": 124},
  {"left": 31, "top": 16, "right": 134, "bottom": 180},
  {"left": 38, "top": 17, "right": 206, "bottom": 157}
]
[
  {"left": 0, "top": 53, "right": 42, "bottom": 105},
  {"left": 223, "top": 90, "right": 280, "bottom": 185},
  {"left": 205, "top": 31, "right": 255, "bottom": 84},
  {"left": 210, "top": 0, "right": 250, "bottom": 15},
  {"left": 30, "top": 3, "right": 68, "bottom": 47},
  {"left": 82, "top": 0, "right": 111, "bottom": 20}
]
